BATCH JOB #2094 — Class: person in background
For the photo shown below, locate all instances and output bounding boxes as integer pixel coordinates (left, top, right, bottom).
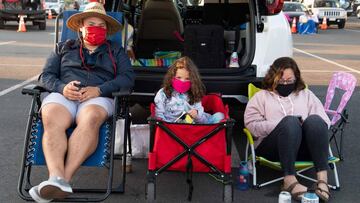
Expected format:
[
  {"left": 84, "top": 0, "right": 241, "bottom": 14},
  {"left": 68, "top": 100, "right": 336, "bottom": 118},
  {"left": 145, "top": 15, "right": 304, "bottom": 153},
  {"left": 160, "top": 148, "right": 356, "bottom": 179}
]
[
  {"left": 298, "top": 10, "right": 317, "bottom": 34},
  {"left": 122, "top": 14, "right": 135, "bottom": 60},
  {"left": 73, "top": 1, "right": 80, "bottom": 11},
  {"left": 244, "top": 57, "right": 331, "bottom": 202},
  {"left": 28, "top": 2, "right": 134, "bottom": 202},
  {"left": 155, "top": 57, "right": 224, "bottom": 124}
]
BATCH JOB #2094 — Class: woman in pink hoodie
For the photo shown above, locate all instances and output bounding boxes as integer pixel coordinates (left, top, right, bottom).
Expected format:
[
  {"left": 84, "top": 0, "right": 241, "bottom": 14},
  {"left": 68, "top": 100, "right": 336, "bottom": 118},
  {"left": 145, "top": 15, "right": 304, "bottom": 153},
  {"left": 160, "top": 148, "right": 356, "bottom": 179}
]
[{"left": 244, "top": 57, "right": 331, "bottom": 202}]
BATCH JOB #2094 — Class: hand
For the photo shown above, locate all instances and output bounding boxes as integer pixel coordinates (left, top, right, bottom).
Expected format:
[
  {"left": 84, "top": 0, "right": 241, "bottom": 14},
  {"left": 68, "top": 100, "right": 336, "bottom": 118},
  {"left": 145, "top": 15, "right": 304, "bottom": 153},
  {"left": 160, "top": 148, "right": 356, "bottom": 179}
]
[
  {"left": 63, "top": 81, "right": 82, "bottom": 101},
  {"left": 187, "top": 109, "right": 198, "bottom": 119},
  {"left": 79, "top": 86, "right": 101, "bottom": 102}
]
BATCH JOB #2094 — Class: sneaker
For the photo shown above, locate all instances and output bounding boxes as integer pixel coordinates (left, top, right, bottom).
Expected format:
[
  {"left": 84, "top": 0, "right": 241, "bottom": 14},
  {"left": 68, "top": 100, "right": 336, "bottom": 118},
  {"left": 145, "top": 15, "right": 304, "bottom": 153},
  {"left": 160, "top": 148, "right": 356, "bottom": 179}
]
[
  {"left": 29, "top": 185, "right": 53, "bottom": 203},
  {"left": 38, "top": 176, "right": 73, "bottom": 200},
  {"left": 229, "top": 52, "right": 239, "bottom": 68}
]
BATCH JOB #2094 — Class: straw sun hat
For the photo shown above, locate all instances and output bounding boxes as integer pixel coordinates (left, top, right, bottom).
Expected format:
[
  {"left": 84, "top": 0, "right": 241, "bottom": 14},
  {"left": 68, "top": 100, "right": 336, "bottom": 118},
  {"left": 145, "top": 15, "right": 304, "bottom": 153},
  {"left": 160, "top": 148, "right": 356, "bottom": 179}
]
[{"left": 66, "top": 2, "right": 122, "bottom": 35}]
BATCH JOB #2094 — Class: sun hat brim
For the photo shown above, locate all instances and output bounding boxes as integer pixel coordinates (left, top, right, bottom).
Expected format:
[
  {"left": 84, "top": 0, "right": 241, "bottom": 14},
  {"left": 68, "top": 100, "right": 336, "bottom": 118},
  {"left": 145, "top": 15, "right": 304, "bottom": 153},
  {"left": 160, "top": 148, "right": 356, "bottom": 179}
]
[{"left": 66, "top": 11, "right": 122, "bottom": 35}]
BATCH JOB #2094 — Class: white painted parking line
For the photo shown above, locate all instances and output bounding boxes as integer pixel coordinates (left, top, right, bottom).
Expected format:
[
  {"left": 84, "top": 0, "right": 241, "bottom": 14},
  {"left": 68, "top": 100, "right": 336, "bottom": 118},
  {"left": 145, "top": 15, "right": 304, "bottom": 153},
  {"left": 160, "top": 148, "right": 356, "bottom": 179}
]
[
  {"left": 0, "top": 75, "right": 39, "bottom": 97},
  {"left": 294, "top": 48, "right": 360, "bottom": 75},
  {"left": 0, "top": 64, "right": 43, "bottom": 67},
  {"left": 301, "top": 70, "right": 352, "bottom": 73},
  {"left": 0, "top": 41, "right": 16, "bottom": 46},
  {"left": 344, "top": 29, "right": 360, "bottom": 33}
]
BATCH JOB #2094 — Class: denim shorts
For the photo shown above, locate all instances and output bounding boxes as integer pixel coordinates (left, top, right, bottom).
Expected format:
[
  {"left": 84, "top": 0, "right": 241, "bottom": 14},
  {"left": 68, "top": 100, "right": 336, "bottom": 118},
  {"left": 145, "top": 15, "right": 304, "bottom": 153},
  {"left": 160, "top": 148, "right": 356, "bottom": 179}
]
[{"left": 41, "top": 93, "right": 114, "bottom": 120}]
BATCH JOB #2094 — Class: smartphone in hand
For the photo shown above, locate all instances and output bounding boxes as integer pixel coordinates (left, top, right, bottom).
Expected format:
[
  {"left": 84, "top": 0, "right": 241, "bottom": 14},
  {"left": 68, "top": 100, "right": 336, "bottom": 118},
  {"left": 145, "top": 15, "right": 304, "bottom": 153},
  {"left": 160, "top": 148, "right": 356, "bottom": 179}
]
[{"left": 74, "top": 83, "right": 84, "bottom": 91}]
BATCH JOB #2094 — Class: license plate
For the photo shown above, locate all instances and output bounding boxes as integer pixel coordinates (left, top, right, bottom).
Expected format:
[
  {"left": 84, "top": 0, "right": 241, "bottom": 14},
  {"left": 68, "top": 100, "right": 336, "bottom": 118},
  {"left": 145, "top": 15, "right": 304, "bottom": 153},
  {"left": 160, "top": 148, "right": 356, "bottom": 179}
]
[{"left": 329, "top": 18, "right": 336, "bottom": 21}]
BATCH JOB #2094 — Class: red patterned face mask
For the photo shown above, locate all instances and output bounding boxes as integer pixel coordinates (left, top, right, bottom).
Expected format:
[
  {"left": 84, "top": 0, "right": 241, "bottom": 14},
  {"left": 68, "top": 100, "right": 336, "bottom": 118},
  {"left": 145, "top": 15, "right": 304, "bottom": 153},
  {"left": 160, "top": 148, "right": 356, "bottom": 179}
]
[{"left": 83, "top": 26, "right": 107, "bottom": 46}]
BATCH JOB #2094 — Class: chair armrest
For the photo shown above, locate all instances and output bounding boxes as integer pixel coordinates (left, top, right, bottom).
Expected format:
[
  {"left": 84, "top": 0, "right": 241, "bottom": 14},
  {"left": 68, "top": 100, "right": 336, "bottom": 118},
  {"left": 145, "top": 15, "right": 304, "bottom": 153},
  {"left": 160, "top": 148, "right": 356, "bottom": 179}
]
[
  {"left": 21, "top": 84, "right": 47, "bottom": 96},
  {"left": 243, "top": 128, "right": 254, "bottom": 145},
  {"left": 112, "top": 88, "right": 132, "bottom": 97},
  {"left": 325, "top": 109, "right": 338, "bottom": 115}
]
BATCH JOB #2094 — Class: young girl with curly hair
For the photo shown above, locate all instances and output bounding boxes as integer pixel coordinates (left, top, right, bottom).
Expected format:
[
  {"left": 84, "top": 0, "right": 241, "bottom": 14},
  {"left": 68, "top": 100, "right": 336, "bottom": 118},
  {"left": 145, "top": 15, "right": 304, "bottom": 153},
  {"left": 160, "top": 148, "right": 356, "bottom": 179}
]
[{"left": 154, "top": 56, "right": 224, "bottom": 124}]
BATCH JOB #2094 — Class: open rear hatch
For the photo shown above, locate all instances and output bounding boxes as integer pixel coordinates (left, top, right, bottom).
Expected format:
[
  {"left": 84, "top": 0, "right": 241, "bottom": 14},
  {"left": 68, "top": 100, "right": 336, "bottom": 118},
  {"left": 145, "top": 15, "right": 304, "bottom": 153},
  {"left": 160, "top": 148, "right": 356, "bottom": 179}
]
[{"left": 129, "top": 0, "right": 258, "bottom": 97}]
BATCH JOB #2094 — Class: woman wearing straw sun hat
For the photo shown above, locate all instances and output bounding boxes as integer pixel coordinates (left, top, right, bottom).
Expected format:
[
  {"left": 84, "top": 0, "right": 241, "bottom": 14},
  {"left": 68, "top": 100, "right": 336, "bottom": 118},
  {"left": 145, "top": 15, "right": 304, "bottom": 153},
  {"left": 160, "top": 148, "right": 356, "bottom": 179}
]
[{"left": 29, "top": 2, "right": 135, "bottom": 202}]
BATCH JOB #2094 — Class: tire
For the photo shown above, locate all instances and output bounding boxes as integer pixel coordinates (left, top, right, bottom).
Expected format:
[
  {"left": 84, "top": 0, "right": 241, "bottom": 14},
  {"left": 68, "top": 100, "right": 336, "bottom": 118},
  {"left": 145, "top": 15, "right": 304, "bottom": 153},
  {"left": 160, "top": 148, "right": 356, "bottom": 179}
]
[
  {"left": 338, "top": 21, "right": 345, "bottom": 29},
  {"left": 0, "top": 18, "right": 4, "bottom": 29},
  {"left": 146, "top": 182, "right": 155, "bottom": 202},
  {"left": 223, "top": 184, "right": 233, "bottom": 203},
  {"left": 39, "top": 21, "right": 46, "bottom": 30}
]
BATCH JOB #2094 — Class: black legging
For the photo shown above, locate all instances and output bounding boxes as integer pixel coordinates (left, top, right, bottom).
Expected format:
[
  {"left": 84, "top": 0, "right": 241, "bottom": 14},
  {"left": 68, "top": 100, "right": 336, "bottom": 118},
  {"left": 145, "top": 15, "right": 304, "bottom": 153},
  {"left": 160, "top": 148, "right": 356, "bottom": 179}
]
[{"left": 256, "top": 115, "right": 329, "bottom": 175}]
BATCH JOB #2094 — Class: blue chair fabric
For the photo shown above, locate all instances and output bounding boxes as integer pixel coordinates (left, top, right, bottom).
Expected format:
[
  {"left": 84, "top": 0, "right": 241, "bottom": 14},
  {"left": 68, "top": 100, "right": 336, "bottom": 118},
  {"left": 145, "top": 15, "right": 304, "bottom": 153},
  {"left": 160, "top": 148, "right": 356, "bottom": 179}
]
[{"left": 27, "top": 118, "right": 112, "bottom": 167}]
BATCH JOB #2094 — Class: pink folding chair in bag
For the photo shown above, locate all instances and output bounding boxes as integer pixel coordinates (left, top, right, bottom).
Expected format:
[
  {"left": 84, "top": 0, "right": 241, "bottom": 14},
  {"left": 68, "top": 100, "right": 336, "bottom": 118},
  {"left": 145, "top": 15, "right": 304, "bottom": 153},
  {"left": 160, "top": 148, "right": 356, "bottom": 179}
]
[{"left": 324, "top": 72, "right": 357, "bottom": 160}]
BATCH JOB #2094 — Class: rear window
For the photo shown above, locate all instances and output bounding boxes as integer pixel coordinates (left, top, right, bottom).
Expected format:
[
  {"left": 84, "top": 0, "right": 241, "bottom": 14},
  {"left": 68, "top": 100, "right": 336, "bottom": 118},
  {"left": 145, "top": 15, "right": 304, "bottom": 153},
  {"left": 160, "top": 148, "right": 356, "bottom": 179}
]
[
  {"left": 283, "top": 3, "right": 307, "bottom": 12},
  {"left": 314, "top": 0, "right": 338, "bottom": 8}
]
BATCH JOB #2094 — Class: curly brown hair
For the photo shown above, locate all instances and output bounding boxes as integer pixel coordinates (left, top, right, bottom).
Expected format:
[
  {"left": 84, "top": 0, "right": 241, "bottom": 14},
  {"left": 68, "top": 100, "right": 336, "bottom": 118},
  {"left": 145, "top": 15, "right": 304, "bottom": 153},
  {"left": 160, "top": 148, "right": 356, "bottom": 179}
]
[
  {"left": 262, "top": 57, "right": 306, "bottom": 92},
  {"left": 162, "top": 56, "right": 205, "bottom": 104}
]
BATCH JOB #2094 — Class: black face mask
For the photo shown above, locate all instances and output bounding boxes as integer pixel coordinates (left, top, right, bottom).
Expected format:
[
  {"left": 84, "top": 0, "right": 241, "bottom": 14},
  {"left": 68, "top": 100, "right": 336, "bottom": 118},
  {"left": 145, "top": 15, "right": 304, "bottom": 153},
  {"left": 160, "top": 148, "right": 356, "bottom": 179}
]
[{"left": 276, "top": 84, "right": 295, "bottom": 97}]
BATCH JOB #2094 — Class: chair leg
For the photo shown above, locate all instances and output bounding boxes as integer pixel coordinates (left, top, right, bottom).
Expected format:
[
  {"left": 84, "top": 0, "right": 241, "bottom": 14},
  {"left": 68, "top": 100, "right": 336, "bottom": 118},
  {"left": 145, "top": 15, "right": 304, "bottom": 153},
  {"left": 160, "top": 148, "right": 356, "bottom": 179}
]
[
  {"left": 250, "top": 144, "right": 257, "bottom": 187},
  {"left": 339, "top": 129, "right": 344, "bottom": 160},
  {"left": 258, "top": 176, "right": 284, "bottom": 188},
  {"left": 329, "top": 147, "right": 340, "bottom": 189}
]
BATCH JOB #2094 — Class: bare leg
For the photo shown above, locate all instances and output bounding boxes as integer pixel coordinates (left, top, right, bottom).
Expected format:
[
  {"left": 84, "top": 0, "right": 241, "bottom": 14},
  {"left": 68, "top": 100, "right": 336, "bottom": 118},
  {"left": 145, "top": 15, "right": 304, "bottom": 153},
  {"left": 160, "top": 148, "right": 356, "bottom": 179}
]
[
  {"left": 41, "top": 104, "right": 72, "bottom": 178},
  {"left": 316, "top": 170, "right": 329, "bottom": 199},
  {"left": 283, "top": 175, "right": 307, "bottom": 194},
  {"left": 64, "top": 105, "right": 108, "bottom": 182}
]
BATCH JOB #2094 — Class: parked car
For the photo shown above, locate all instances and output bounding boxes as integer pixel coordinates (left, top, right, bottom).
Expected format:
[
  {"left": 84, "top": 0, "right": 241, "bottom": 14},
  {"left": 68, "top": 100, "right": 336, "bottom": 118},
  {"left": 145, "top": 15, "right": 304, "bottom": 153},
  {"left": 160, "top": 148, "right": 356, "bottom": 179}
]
[
  {"left": 339, "top": 0, "right": 353, "bottom": 16},
  {"left": 303, "top": 0, "right": 347, "bottom": 28},
  {"left": 103, "top": 0, "right": 293, "bottom": 105},
  {"left": 0, "top": 0, "right": 46, "bottom": 30},
  {"left": 44, "top": 0, "right": 64, "bottom": 16},
  {"left": 353, "top": 0, "right": 360, "bottom": 14},
  {"left": 283, "top": 1, "right": 308, "bottom": 23}
]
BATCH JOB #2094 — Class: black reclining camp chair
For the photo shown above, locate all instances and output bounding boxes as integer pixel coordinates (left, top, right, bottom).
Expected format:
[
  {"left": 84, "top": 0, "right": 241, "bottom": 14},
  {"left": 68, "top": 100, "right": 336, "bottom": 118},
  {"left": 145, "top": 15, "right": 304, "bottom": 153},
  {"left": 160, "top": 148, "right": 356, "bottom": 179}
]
[{"left": 17, "top": 10, "right": 132, "bottom": 202}]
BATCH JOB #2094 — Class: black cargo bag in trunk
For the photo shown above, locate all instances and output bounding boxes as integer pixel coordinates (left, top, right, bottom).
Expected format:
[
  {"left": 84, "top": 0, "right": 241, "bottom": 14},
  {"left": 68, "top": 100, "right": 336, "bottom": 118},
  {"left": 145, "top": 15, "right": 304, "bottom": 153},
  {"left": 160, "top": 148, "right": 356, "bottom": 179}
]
[{"left": 184, "top": 25, "right": 225, "bottom": 69}]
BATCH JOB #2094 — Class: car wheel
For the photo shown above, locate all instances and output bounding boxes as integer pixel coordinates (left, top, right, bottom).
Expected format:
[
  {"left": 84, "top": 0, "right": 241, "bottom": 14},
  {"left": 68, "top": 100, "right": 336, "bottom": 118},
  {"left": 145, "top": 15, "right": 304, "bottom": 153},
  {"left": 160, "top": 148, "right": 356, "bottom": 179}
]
[
  {"left": 338, "top": 21, "right": 345, "bottom": 29},
  {"left": 39, "top": 21, "right": 46, "bottom": 30},
  {"left": 0, "top": 18, "right": 5, "bottom": 29}
]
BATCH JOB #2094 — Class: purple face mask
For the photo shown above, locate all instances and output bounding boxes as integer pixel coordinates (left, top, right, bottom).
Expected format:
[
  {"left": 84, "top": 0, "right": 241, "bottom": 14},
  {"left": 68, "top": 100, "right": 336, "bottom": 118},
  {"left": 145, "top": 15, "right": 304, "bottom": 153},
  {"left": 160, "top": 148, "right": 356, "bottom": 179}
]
[{"left": 172, "top": 78, "right": 191, "bottom": 93}]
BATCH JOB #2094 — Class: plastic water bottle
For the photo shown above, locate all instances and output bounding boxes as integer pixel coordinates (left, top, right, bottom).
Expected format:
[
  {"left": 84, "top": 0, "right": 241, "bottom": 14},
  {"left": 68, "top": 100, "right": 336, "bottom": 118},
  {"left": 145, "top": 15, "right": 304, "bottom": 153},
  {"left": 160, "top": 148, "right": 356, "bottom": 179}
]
[
  {"left": 236, "top": 161, "right": 249, "bottom": 190},
  {"left": 301, "top": 192, "right": 319, "bottom": 203},
  {"left": 278, "top": 191, "right": 292, "bottom": 203}
]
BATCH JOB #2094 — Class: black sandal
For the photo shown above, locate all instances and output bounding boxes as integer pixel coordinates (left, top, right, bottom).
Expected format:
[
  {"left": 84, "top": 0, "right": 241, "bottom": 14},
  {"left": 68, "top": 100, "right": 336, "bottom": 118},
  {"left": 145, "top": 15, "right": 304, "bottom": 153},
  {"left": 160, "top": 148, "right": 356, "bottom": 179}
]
[
  {"left": 313, "top": 180, "right": 331, "bottom": 202},
  {"left": 281, "top": 181, "right": 307, "bottom": 201}
]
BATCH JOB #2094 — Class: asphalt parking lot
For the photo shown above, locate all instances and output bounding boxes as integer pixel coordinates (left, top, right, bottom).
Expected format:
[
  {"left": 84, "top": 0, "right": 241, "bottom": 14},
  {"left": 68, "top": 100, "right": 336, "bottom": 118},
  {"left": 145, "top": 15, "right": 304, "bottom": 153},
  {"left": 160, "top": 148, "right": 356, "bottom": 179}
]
[{"left": 0, "top": 16, "right": 359, "bottom": 202}]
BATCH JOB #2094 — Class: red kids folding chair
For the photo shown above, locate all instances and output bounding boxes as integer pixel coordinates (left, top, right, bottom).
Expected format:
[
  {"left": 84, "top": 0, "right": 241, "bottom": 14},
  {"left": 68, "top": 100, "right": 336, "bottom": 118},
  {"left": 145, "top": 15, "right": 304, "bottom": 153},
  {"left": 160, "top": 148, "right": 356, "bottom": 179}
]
[
  {"left": 324, "top": 72, "right": 357, "bottom": 160},
  {"left": 146, "top": 94, "right": 235, "bottom": 202}
]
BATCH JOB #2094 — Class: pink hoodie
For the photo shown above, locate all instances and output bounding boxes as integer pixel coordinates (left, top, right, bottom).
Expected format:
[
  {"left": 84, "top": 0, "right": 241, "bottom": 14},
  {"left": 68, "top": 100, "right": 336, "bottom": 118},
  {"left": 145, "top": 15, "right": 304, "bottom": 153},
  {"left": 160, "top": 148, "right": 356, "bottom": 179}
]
[{"left": 244, "top": 89, "right": 331, "bottom": 148}]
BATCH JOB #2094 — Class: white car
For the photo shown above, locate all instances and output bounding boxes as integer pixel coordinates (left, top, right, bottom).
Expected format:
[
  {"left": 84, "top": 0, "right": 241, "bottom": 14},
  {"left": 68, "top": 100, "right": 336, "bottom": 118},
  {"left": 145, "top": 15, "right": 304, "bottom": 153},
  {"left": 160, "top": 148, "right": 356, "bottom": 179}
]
[
  {"left": 303, "top": 0, "right": 347, "bottom": 29},
  {"left": 45, "top": 0, "right": 65, "bottom": 15},
  {"left": 357, "top": 5, "right": 360, "bottom": 18}
]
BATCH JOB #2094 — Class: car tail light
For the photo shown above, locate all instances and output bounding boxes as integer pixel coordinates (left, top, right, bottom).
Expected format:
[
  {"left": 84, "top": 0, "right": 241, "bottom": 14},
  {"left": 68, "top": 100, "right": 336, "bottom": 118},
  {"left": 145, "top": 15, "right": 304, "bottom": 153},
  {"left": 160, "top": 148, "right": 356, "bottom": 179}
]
[{"left": 266, "top": 0, "right": 285, "bottom": 14}]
